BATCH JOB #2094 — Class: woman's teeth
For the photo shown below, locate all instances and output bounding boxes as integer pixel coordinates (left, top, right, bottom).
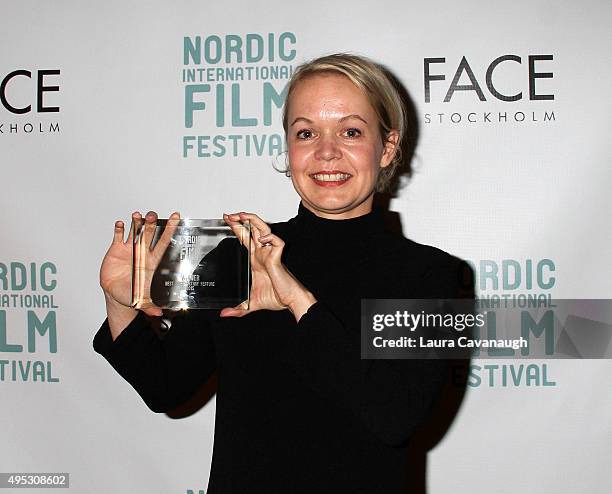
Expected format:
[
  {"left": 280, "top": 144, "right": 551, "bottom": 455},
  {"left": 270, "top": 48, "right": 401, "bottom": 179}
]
[{"left": 311, "top": 173, "right": 351, "bottom": 181}]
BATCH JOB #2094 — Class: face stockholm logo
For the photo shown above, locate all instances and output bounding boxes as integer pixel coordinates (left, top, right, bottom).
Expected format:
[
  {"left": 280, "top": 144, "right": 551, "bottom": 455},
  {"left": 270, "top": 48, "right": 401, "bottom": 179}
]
[
  {"left": 0, "top": 70, "right": 60, "bottom": 114},
  {"left": 423, "top": 55, "right": 554, "bottom": 103}
]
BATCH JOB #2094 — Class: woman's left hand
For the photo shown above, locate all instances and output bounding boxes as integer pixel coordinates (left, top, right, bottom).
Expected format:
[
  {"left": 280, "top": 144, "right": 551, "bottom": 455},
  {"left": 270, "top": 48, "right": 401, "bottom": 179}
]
[{"left": 220, "top": 212, "right": 316, "bottom": 322}]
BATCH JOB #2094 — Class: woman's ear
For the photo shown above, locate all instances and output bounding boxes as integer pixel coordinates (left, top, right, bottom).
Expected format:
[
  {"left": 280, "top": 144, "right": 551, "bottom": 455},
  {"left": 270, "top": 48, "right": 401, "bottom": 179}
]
[{"left": 380, "top": 130, "right": 400, "bottom": 168}]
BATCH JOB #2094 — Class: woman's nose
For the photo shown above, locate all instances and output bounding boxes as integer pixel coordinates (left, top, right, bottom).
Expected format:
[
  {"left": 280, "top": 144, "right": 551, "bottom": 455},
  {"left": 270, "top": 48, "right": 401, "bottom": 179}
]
[{"left": 314, "top": 133, "right": 342, "bottom": 161}]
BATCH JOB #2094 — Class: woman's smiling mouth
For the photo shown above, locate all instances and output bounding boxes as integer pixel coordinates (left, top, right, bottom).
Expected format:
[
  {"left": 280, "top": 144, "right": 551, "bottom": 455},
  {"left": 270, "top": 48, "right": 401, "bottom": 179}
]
[{"left": 310, "top": 171, "right": 353, "bottom": 186}]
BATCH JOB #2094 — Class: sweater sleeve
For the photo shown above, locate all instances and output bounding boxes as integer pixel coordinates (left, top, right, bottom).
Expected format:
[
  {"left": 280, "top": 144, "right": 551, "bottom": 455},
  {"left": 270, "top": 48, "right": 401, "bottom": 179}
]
[
  {"left": 92, "top": 308, "right": 217, "bottom": 413},
  {"left": 277, "top": 260, "right": 470, "bottom": 448}
]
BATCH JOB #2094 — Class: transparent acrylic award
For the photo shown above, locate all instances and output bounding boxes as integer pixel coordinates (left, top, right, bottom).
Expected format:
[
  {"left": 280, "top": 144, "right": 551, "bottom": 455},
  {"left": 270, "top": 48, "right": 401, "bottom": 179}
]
[{"left": 131, "top": 218, "right": 251, "bottom": 310}]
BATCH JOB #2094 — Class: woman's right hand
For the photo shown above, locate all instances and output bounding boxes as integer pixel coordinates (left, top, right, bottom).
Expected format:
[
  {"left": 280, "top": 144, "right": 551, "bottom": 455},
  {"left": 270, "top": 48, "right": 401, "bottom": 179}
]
[{"left": 100, "top": 211, "right": 180, "bottom": 318}]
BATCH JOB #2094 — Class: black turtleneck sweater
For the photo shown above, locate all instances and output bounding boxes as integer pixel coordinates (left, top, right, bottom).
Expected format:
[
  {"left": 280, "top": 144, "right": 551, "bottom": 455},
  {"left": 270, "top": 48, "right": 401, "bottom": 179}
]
[{"left": 93, "top": 202, "right": 465, "bottom": 493}]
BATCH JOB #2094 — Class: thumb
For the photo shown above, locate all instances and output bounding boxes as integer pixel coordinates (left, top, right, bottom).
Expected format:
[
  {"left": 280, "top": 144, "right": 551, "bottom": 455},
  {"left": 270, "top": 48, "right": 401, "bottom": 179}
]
[
  {"left": 142, "top": 306, "right": 163, "bottom": 317},
  {"left": 219, "top": 301, "right": 250, "bottom": 318}
]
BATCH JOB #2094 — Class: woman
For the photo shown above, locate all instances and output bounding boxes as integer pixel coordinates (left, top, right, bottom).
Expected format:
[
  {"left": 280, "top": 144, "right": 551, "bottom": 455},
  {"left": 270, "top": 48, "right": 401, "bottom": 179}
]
[{"left": 95, "top": 53, "right": 465, "bottom": 493}]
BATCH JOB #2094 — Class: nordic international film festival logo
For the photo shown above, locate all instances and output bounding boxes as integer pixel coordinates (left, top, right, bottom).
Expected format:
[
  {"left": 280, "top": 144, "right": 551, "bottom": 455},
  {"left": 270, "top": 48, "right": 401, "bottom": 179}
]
[
  {"left": 182, "top": 32, "right": 297, "bottom": 158},
  {"left": 457, "top": 258, "right": 558, "bottom": 388},
  {"left": 423, "top": 54, "right": 556, "bottom": 125},
  {"left": 0, "top": 261, "right": 60, "bottom": 383},
  {"left": 0, "top": 69, "right": 61, "bottom": 135}
]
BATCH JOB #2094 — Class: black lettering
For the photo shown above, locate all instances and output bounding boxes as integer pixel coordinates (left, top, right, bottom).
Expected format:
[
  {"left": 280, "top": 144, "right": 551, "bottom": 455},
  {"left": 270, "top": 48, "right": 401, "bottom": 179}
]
[
  {"left": 423, "top": 58, "right": 445, "bottom": 103},
  {"left": 529, "top": 55, "right": 554, "bottom": 100},
  {"left": 37, "top": 70, "right": 60, "bottom": 113},
  {"left": 444, "top": 57, "right": 486, "bottom": 102},
  {"left": 1, "top": 70, "right": 32, "bottom": 114},
  {"left": 486, "top": 55, "right": 522, "bottom": 102}
]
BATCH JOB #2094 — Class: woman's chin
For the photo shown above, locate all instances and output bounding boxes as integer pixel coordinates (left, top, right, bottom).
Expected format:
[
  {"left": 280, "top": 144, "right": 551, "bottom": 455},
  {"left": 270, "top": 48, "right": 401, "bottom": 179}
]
[{"left": 301, "top": 195, "right": 372, "bottom": 218}]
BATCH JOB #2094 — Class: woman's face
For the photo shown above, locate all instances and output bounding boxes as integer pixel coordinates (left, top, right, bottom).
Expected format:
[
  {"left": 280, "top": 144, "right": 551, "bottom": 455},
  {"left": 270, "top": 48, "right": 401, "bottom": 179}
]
[{"left": 286, "top": 74, "right": 398, "bottom": 220}]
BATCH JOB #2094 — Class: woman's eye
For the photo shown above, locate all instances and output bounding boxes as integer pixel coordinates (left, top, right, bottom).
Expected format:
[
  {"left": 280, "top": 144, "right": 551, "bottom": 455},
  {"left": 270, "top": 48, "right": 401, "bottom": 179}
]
[
  {"left": 343, "top": 128, "right": 362, "bottom": 138},
  {"left": 296, "top": 129, "right": 313, "bottom": 139}
]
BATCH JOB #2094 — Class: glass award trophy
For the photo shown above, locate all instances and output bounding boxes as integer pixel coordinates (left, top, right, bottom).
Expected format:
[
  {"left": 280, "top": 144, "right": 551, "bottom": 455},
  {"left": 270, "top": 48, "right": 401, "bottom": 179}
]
[{"left": 130, "top": 218, "right": 251, "bottom": 310}]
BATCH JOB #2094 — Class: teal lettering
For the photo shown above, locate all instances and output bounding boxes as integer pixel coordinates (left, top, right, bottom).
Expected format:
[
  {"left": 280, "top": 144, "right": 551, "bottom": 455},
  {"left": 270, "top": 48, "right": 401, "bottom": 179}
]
[
  {"left": 0, "top": 263, "right": 7, "bottom": 289},
  {"left": 11, "top": 263, "right": 27, "bottom": 290},
  {"left": 268, "top": 134, "right": 283, "bottom": 155},
  {"left": 483, "top": 364, "right": 498, "bottom": 386},
  {"left": 0, "top": 311, "right": 23, "bottom": 352},
  {"left": 185, "top": 85, "right": 210, "bottom": 128},
  {"left": 27, "top": 311, "right": 57, "bottom": 353},
  {"left": 205, "top": 35, "right": 222, "bottom": 64},
  {"left": 40, "top": 262, "right": 56, "bottom": 291},
  {"left": 183, "top": 136, "right": 195, "bottom": 157},
  {"left": 246, "top": 33, "right": 264, "bottom": 62},
  {"left": 502, "top": 260, "right": 521, "bottom": 290},
  {"left": 253, "top": 134, "right": 266, "bottom": 155},
  {"left": 231, "top": 84, "right": 257, "bottom": 126},
  {"left": 263, "top": 82, "right": 287, "bottom": 126},
  {"left": 542, "top": 364, "right": 556, "bottom": 386},
  {"left": 510, "top": 364, "right": 524, "bottom": 385},
  {"left": 538, "top": 259, "right": 555, "bottom": 289},
  {"left": 225, "top": 35, "right": 242, "bottom": 63},
  {"left": 484, "top": 312, "right": 514, "bottom": 356},
  {"left": 184, "top": 37, "right": 200, "bottom": 65},
  {"left": 278, "top": 32, "right": 296, "bottom": 61},
  {"left": 33, "top": 360, "right": 45, "bottom": 381},
  {"left": 216, "top": 84, "right": 225, "bottom": 127},
  {"left": 19, "top": 360, "right": 31, "bottom": 380},
  {"left": 480, "top": 260, "right": 498, "bottom": 291},
  {"left": 468, "top": 364, "right": 481, "bottom": 387},
  {"left": 526, "top": 364, "right": 540, "bottom": 386},
  {"left": 212, "top": 135, "right": 225, "bottom": 157},
  {"left": 521, "top": 310, "right": 554, "bottom": 356}
]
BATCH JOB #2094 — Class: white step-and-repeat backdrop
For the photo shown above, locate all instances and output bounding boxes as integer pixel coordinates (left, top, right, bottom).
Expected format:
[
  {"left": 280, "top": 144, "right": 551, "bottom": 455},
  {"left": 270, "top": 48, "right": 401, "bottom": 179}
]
[{"left": 2, "top": 1, "right": 611, "bottom": 493}]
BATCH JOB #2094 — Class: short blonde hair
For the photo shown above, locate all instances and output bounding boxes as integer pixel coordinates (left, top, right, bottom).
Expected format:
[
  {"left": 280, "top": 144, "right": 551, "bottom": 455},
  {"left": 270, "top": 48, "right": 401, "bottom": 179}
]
[{"left": 282, "top": 53, "right": 407, "bottom": 193}]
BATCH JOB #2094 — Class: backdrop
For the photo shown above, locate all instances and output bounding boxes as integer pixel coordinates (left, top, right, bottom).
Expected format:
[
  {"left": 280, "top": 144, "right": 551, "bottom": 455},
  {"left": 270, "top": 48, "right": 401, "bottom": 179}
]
[{"left": 2, "top": 1, "right": 611, "bottom": 493}]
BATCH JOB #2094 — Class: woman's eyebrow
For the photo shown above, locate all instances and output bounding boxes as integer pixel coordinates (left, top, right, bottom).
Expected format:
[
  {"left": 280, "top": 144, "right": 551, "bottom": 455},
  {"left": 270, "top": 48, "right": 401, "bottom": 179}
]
[
  {"left": 290, "top": 117, "right": 314, "bottom": 126},
  {"left": 290, "top": 114, "right": 368, "bottom": 126},
  {"left": 339, "top": 114, "right": 368, "bottom": 124}
]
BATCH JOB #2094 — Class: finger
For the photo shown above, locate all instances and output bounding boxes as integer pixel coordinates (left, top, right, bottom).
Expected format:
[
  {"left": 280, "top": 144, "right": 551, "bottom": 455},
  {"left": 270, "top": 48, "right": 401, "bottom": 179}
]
[
  {"left": 226, "top": 212, "right": 269, "bottom": 237},
  {"left": 219, "top": 300, "right": 253, "bottom": 317},
  {"left": 238, "top": 212, "right": 271, "bottom": 236},
  {"left": 257, "top": 232, "right": 284, "bottom": 248},
  {"left": 126, "top": 211, "right": 142, "bottom": 244},
  {"left": 130, "top": 212, "right": 144, "bottom": 306},
  {"left": 223, "top": 213, "right": 243, "bottom": 231},
  {"left": 250, "top": 223, "right": 264, "bottom": 249},
  {"left": 154, "top": 212, "right": 180, "bottom": 255},
  {"left": 219, "top": 308, "right": 247, "bottom": 318},
  {"left": 143, "top": 211, "right": 158, "bottom": 251},
  {"left": 223, "top": 213, "right": 250, "bottom": 249},
  {"left": 142, "top": 306, "right": 163, "bottom": 317},
  {"left": 219, "top": 301, "right": 250, "bottom": 318},
  {"left": 113, "top": 221, "right": 125, "bottom": 244},
  {"left": 136, "top": 235, "right": 147, "bottom": 307}
]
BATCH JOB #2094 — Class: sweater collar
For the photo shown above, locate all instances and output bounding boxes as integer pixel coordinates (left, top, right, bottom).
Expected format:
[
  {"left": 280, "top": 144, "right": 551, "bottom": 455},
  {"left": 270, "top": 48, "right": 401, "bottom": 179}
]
[{"left": 290, "top": 201, "right": 386, "bottom": 240}]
